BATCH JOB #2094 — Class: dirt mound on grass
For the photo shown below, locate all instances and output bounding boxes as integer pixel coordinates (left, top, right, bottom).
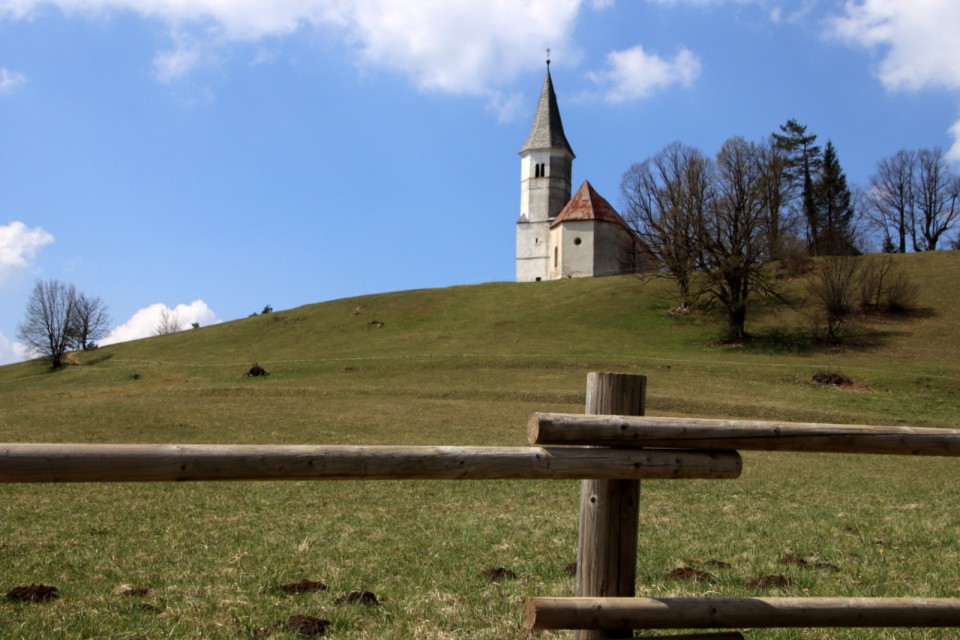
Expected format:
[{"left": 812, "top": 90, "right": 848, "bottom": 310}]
[
  {"left": 812, "top": 371, "right": 853, "bottom": 386},
  {"left": 279, "top": 580, "right": 328, "bottom": 594},
  {"left": 6, "top": 584, "right": 59, "bottom": 602}
]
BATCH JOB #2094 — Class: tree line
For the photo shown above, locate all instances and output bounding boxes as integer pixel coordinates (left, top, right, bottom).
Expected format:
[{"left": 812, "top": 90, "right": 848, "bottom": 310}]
[{"left": 620, "top": 119, "right": 958, "bottom": 341}]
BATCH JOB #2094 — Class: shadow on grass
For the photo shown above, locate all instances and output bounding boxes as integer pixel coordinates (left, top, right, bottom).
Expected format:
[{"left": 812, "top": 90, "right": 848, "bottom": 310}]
[
  {"left": 742, "top": 328, "right": 816, "bottom": 355},
  {"left": 712, "top": 322, "right": 918, "bottom": 356}
]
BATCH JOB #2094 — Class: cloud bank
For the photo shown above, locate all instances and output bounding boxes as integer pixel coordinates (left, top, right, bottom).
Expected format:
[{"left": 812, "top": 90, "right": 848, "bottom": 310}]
[
  {"left": 2, "top": 0, "right": 583, "bottom": 96},
  {"left": 101, "top": 300, "right": 219, "bottom": 346},
  {"left": 0, "top": 221, "right": 54, "bottom": 286}
]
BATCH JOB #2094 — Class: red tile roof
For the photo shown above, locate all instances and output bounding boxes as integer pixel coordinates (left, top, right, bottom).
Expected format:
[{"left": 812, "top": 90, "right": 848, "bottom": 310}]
[{"left": 550, "top": 180, "right": 633, "bottom": 232}]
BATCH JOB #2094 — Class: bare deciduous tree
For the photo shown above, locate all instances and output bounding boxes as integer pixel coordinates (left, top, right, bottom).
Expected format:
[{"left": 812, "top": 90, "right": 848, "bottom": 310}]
[
  {"left": 17, "top": 279, "right": 78, "bottom": 368},
  {"left": 620, "top": 142, "right": 710, "bottom": 309},
  {"left": 622, "top": 137, "right": 787, "bottom": 340},
  {"left": 868, "top": 147, "right": 960, "bottom": 252},
  {"left": 808, "top": 256, "right": 861, "bottom": 343},
  {"left": 913, "top": 147, "right": 960, "bottom": 251},
  {"left": 698, "top": 136, "right": 777, "bottom": 341},
  {"left": 154, "top": 308, "right": 181, "bottom": 336},
  {"left": 69, "top": 292, "right": 111, "bottom": 350},
  {"left": 868, "top": 150, "right": 915, "bottom": 253}
]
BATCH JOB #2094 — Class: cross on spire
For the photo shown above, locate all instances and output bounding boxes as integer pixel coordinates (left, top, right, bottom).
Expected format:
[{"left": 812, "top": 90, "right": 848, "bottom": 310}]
[{"left": 546, "top": 48, "right": 551, "bottom": 67}]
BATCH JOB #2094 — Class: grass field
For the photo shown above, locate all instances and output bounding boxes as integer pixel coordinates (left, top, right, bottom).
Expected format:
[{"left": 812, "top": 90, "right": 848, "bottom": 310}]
[{"left": 1, "top": 251, "right": 959, "bottom": 638}]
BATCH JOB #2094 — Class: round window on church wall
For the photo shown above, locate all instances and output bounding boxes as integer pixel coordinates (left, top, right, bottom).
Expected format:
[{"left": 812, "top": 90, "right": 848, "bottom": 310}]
[{"left": 574, "top": 237, "right": 582, "bottom": 246}]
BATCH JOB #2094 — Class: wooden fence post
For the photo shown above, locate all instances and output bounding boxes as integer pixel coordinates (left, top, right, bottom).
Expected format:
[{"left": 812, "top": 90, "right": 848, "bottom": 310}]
[{"left": 575, "top": 372, "right": 647, "bottom": 640}]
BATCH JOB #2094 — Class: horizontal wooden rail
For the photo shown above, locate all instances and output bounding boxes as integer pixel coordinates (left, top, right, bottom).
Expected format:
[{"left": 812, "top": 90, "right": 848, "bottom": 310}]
[
  {"left": 524, "top": 597, "right": 960, "bottom": 630},
  {"left": 0, "top": 443, "right": 742, "bottom": 483},
  {"left": 642, "top": 634, "right": 743, "bottom": 640},
  {"left": 529, "top": 413, "right": 960, "bottom": 456}
]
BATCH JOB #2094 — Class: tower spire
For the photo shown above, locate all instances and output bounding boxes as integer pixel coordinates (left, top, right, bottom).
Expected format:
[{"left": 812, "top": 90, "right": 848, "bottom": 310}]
[{"left": 519, "top": 61, "right": 574, "bottom": 158}]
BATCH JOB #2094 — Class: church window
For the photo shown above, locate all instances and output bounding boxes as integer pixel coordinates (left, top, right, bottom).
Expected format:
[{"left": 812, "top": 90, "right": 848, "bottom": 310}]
[
  {"left": 534, "top": 162, "right": 546, "bottom": 178},
  {"left": 574, "top": 237, "right": 582, "bottom": 246},
  {"left": 554, "top": 246, "right": 558, "bottom": 267}
]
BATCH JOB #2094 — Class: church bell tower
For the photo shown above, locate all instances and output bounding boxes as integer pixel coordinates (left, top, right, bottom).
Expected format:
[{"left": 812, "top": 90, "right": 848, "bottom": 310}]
[{"left": 516, "top": 58, "right": 575, "bottom": 282}]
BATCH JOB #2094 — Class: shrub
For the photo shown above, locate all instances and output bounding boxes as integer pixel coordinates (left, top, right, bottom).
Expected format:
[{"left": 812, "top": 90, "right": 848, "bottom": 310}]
[
  {"left": 858, "top": 255, "right": 918, "bottom": 314},
  {"left": 807, "top": 256, "right": 860, "bottom": 343}
]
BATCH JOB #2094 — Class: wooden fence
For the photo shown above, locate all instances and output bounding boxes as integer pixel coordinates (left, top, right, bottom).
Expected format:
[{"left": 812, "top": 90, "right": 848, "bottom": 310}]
[{"left": 2, "top": 371, "right": 959, "bottom": 639}]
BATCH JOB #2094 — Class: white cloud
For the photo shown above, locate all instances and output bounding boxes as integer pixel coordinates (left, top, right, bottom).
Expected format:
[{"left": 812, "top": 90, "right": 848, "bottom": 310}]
[
  {"left": 829, "top": 0, "right": 960, "bottom": 93},
  {"left": 1, "top": 0, "right": 583, "bottom": 96},
  {"left": 0, "top": 221, "right": 54, "bottom": 286},
  {"left": 0, "top": 331, "right": 15, "bottom": 365},
  {"left": 0, "top": 330, "right": 34, "bottom": 365},
  {"left": 0, "top": 67, "right": 27, "bottom": 94},
  {"left": 587, "top": 45, "right": 701, "bottom": 103},
  {"left": 948, "top": 120, "right": 960, "bottom": 165},
  {"left": 343, "top": 0, "right": 582, "bottom": 95},
  {"left": 101, "top": 299, "right": 218, "bottom": 346},
  {"left": 152, "top": 30, "right": 206, "bottom": 82}
]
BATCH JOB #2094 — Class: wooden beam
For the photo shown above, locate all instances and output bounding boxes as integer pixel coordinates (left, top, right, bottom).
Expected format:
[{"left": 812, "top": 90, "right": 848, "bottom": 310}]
[
  {"left": 529, "top": 413, "right": 960, "bottom": 456},
  {"left": 525, "top": 597, "right": 960, "bottom": 630},
  {"left": 575, "top": 372, "right": 646, "bottom": 640},
  {"left": 643, "top": 635, "right": 743, "bottom": 640},
  {"left": 0, "top": 443, "right": 741, "bottom": 483}
]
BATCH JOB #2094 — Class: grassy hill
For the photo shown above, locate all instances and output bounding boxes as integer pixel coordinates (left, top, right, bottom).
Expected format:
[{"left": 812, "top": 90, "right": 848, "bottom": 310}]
[{"left": 1, "top": 251, "right": 958, "bottom": 638}]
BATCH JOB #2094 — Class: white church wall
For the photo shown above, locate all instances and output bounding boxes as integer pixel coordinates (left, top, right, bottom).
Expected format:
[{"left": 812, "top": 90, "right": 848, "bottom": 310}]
[
  {"left": 551, "top": 221, "right": 597, "bottom": 279},
  {"left": 517, "top": 220, "right": 551, "bottom": 282}
]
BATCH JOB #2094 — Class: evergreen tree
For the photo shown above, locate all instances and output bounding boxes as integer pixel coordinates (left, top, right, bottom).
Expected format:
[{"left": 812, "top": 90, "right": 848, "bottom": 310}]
[
  {"left": 772, "top": 119, "right": 822, "bottom": 253},
  {"left": 815, "top": 141, "right": 857, "bottom": 255}
]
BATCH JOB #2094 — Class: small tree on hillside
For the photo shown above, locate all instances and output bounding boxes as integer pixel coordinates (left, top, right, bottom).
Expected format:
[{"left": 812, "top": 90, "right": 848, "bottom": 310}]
[
  {"left": 68, "top": 292, "right": 111, "bottom": 350},
  {"left": 808, "top": 256, "right": 861, "bottom": 343},
  {"left": 154, "top": 308, "right": 181, "bottom": 336},
  {"left": 17, "top": 279, "right": 78, "bottom": 368}
]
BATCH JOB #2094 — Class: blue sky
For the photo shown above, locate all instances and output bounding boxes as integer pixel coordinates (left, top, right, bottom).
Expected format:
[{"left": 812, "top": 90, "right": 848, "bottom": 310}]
[{"left": 2, "top": 0, "right": 959, "bottom": 363}]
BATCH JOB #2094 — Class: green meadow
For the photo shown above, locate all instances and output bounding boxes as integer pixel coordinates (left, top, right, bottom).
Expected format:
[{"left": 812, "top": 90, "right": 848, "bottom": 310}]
[{"left": 1, "top": 251, "right": 959, "bottom": 639}]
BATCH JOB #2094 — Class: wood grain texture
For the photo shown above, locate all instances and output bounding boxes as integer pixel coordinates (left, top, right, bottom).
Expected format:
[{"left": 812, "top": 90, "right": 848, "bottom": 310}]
[
  {"left": 530, "top": 413, "right": 960, "bottom": 456},
  {"left": 0, "top": 443, "right": 741, "bottom": 483}
]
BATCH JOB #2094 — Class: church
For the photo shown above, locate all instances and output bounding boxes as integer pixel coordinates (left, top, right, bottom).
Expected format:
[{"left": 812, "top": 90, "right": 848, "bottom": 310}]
[{"left": 516, "top": 64, "right": 654, "bottom": 282}]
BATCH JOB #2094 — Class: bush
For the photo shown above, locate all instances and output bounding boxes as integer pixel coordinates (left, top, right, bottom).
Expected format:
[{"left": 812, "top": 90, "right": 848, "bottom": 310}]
[
  {"left": 884, "top": 270, "right": 920, "bottom": 313},
  {"left": 808, "top": 256, "right": 860, "bottom": 343},
  {"left": 858, "top": 255, "right": 918, "bottom": 314}
]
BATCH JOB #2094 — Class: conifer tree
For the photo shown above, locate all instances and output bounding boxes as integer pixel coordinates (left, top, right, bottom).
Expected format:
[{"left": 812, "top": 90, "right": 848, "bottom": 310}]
[
  {"left": 815, "top": 141, "right": 857, "bottom": 255},
  {"left": 772, "top": 119, "right": 822, "bottom": 253}
]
